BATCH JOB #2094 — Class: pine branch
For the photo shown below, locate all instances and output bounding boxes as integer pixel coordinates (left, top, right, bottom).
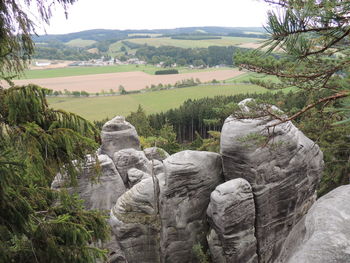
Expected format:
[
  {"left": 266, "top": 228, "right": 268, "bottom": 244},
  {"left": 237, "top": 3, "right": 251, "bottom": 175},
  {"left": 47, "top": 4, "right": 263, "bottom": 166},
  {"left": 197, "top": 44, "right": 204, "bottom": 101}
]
[
  {"left": 239, "top": 62, "right": 347, "bottom": 80},
  {"left": 267, "top": 91, "right": 349, "bottom": 128},
  {"left": 300, "top": 28, "right": 350, "bottom": 58},
  {"left": 0, "top": 161, "right": 25, "bottom": 167}
]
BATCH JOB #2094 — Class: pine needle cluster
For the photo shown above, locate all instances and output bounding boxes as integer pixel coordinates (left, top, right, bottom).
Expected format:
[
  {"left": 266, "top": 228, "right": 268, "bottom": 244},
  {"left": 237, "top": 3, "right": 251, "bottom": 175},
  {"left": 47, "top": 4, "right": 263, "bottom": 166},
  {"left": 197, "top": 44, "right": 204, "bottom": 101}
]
[
  {"left": 0, "top": 85, "right": 109, "bottom": 263},
  {"left": 236, "top": 0, "right": 350, "bottom": 124}
]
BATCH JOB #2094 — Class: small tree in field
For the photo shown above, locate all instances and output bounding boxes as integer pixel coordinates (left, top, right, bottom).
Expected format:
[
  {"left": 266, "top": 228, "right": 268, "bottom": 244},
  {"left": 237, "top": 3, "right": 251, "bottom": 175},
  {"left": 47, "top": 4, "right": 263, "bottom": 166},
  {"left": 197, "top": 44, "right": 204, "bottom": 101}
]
[
  {"left": 118, "top": 85, "right": 127, "bottom": 95},
  {"left": 81, "top": 90, "right": 90, "bottom": 97}
]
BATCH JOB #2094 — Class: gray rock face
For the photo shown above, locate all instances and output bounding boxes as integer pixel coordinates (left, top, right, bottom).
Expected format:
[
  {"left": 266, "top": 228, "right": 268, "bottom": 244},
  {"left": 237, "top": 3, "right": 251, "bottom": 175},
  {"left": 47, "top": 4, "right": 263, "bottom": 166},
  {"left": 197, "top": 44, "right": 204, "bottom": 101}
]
[
  {"left": 126, "top": 160, "right": 165, "bottom": 188},
  {"left": 127, "top": 168, "right": 150, "bottom": 187},
  {"left": 101, "top": 116, "right": 140, "bottom": 158},
  {"left": 102, "top": 234, "right": 128, "bottom": 263},
  {"left": 207, "top": 178, "right": 257, "bottom": 263},
  {"left": 220, "top": 113, "right": 324, "bottom": 262},
  {"left": 110, "top": 177, "right": 160, "bottom": 263},
  {"left": 111, "top": 150, "right": 223, "bottom": 263},
  {"left": 144, "top": 147, "right": 170, "bottom": 161},
  {"left": 113, "top": 148, "right": 151, "bottom": 185},
  {"left": 152, "top": 159, "right": 165, "bottom": 176},
  {"left": 52, "top": 154, "right": 126, "bottom": 210},
  {"left": 276, "top": 185, "right": 350, "bottom": 263},
  {"left": 159, "top": 150, "right": 224, "bottom": 263}
]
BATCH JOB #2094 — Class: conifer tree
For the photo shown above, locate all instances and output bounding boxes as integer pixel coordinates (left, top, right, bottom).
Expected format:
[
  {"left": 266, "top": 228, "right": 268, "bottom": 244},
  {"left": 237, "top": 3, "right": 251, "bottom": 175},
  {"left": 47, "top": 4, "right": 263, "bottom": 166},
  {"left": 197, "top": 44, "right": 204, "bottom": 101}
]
[
  {"left": 236, "top": 0, "right": 350, "bottom": 124},
  {"left": 235, "top": 0, "right": 350, "bottom": 194},
  {"left": 126, "top": 105, "right": 154, "bottom": 137},
  {"left": 0, "top": 1, "right": 110, "bottom": 262},
  {"left": 0, "top": 85, "right": 110, "bottom": 262},
  {"left": 0, "top": 0, "right": 79, "bottom": 80}
]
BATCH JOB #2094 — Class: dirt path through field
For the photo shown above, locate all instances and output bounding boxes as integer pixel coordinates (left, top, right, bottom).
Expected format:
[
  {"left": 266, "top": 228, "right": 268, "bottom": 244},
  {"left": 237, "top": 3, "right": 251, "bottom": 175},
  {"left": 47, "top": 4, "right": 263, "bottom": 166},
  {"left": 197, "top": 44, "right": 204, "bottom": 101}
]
[{"left": 12, "top": 69, "right": 245, "bottom": 93}]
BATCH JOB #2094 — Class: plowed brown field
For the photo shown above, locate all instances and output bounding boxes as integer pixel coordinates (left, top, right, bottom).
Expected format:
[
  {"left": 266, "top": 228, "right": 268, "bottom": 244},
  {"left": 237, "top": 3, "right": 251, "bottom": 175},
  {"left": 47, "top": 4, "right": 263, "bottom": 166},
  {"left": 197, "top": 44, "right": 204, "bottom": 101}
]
[{"left": 12, "top": 69, "right": 245, "bottom": 93}]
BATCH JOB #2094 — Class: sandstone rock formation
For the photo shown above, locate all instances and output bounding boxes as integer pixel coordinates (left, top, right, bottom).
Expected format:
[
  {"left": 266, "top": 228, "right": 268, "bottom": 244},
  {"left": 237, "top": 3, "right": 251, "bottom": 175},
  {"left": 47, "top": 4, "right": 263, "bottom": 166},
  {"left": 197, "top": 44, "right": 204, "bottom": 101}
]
[
  {"left": 52, "top": 154, "right": 126, "bottom": 210},
  {"left": 113, "top": 148, "right": 151, "bottom": 185},
  {"left": 207, "top": 178, "right": 257, "bottom": 263},
  {"left": 111, "top": 150, "right": 224, "bottom": 263},
  {"left": 220, "top": 104, "right": 324, "bottom": 262},
  {"left": 159, "top": 150, "right": 224, "bottom": 263},
  {"left": 110, "top": 177, "right": 160, "bottom": 263},
  {"left": 51, "top": 154, "right": 128, "bottom": 262},
  {"left": 144, "top": 147, "right": 170, "bottom": 161},
  {"left": 101, "top": 116, "right": 140, "bottom": 158},
  {"left": 54, "top": 111, "right": 329, "bottom": 263},
  {"left": 127, "top": 168, "right": 150, "bottom": 187},
  {"left": 276, "top": 185, "right": 350, "bottom": 263}
]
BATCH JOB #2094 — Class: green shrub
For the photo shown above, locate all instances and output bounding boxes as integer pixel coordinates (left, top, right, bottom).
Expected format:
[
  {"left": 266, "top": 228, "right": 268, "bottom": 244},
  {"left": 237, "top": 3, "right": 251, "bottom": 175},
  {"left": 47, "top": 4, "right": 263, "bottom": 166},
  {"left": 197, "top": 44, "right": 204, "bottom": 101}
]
[{"left": 155, "top": 69, "right": 179, "bottom": 75}]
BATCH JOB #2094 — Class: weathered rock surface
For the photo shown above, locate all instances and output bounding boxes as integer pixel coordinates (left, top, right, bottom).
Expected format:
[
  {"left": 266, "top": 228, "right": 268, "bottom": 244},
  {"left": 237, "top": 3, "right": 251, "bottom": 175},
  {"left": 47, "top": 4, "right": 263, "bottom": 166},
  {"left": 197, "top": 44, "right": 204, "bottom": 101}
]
[
  {"left": 101, "top": 116, "right": 140, "bottom": 158},
  {"left": 220, "top": 103, "right": 324, "bottom": 262},
  {"left": 276, "top": 185, "right": 350, "bottom": 263},
  {"left": 152, "top": 159, "right": 165, "bottom": 176},
  {"left": 207, "top": 178, "right": 257, "bottom": 263},
  {"left": 53, "top": 113, "right": 329, "bottom": 263},
  {"left": 110, "top": 178, "right": 160, "bottom": 263},
  {"left": 159, "top": 150, "right": 224, "bottom": 263},
  {"left": 127, "top": 168, "right": 150, "bottom": 187},
  {"left": 52, "top": 154, "right": 126, "bottom": 210},
  {"left": 102, "top": 235, "right": 128, "bottom": 263},
  {"left": 126, "top": 160, "right": 165, "bottom": 188},
  {"left": 113, "top": 148, "right": 151, "bottom": 185},
  {"left": 144, "top": 147, "right": 170, "bottom": 161}
]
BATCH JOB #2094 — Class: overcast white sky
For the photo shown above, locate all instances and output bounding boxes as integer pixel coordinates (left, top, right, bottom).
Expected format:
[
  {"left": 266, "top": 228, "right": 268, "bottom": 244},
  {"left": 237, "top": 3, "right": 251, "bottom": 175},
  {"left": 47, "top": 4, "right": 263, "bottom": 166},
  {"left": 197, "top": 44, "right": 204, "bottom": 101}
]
[{"left": 38, "top": 0, "right": 272, "bottom": 34}]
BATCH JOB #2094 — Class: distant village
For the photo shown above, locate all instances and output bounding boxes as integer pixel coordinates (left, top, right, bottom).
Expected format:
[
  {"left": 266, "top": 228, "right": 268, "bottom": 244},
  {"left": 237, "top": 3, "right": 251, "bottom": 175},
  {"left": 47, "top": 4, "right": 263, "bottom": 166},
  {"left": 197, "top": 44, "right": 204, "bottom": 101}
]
[
  {"left": 34, "top": 57, "right": 147, "bottom": 68},
  {"left": 69, "top": 57, "right": 147, "bottom": 67},
  {"left": 34, "top": 56, "right": 227, "bottom": 69}
]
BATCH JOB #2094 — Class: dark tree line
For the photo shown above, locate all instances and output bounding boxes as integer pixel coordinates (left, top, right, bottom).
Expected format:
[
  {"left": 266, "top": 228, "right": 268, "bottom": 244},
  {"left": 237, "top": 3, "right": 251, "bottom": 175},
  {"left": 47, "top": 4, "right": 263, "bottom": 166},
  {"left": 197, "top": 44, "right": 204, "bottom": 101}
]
[
  {"left": 135, "top": 45, "right": 249, "bottom": 66},
  {"left": 93, "top": 88, "right": 349, "bottom": 197},
  {"left": 170, "top": 35, "right": 222, "bottom": 40},
  {"left": 148, "top": 90, "right": 349, "bottom": 196},
  {"left": 227, "top": 32, "right": 268, "bottom": 39},
  {"left": 33, "top": 45, "right": 100, "bottom": 60},
  {"left": 147, "top": 91, "right": 296, "bottom": 142}
]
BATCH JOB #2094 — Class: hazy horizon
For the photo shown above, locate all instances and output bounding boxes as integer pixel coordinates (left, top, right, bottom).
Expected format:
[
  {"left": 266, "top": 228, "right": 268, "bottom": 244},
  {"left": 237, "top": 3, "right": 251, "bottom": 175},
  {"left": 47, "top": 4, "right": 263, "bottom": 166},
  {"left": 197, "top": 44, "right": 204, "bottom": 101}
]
[
  {"left": 35, "top": 0, "right": 272, "bottom": 34},
  {"left": 37, "top": 25, "right": 267, "bottom": 36}
]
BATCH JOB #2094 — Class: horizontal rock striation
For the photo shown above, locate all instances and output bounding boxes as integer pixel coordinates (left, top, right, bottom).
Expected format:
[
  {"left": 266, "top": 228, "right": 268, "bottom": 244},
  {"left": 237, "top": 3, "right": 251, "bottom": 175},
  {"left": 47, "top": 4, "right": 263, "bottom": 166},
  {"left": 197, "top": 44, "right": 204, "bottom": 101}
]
[
  {"left": 220, "top": 111, "right": 324, "bottom": 262},
  {"left": 159, "top": 150, "right": 224, "bottom": 263},
  {"left": 144, "top": 147, "right": 170, "bottom": 161},
  {"left": 53, "top": 112, "right": 327, "bottom": 263},
  {"left": 52, "top": 154, "right": 126, "bottom": 210},
  {"left": 207, "top": 178, "right": 257, "bottom": 263},
  {"left": 113, "top": 148, "right": 151, "bottom": 185},
  {"left": 276, "top": 185, "right": 350, "bottom": 263},
  {"left": 110, "top": 177, "right": 161, "bottom": 263},
  {"left": 101, "top": 116, "right": 140, "bottom": 158},
  {"left": 127, "top": 168, "right": 151, "bottom": 187}
]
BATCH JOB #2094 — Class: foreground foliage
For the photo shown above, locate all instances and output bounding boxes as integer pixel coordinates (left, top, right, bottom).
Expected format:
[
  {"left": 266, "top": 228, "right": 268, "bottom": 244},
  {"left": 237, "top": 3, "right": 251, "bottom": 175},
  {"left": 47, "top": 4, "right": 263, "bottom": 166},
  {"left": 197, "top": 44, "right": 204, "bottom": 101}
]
[
  {"left": 0, "top": 85, "right": 109, "bottom": 262},
  {"left": 236, "top": 0, "right": 350, "bottom": 124}
]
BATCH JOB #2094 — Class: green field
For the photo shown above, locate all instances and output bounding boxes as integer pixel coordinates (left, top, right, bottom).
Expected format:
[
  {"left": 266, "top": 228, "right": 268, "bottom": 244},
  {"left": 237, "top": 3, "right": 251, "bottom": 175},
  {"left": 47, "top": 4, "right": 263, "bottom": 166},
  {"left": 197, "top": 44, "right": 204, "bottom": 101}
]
[
  {"left": 18, "top": 65, "right": 232, "bottom": 79},
  {"left": 65, "top": 38, "right": 97, "bottom": 48},
  {"left": 108, "top": 41, "right": 137, "bottom": 57},
  {"left": 225, "top": 72, "right": 280, "bottom": 83},
  {"left": 48, "top": 84, "right": 267, "bottom": 121},
  {"left": 123, "top": 36, "right": 263, "bottom": 49},
  {"left": 18, "top": 65, "right": 159, "bottom": 79}
]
